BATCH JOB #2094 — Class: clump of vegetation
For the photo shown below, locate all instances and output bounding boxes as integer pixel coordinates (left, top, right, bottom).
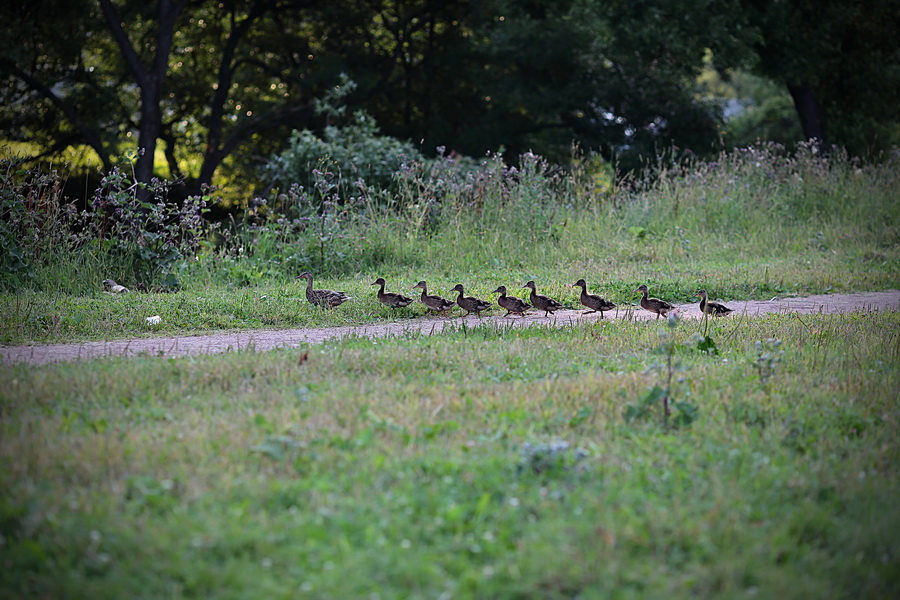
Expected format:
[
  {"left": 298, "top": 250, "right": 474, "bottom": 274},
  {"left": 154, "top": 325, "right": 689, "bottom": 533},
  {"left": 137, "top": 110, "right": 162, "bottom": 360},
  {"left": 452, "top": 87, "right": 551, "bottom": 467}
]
[
  {"left": 0, "top": 154, "right": 209, "bottom": 293},
  {"left": 626, "top": 313, "right": 699, "bottom": 427},
  {"left": 265, "top": 111, "right": 424, "bottom": 199}
]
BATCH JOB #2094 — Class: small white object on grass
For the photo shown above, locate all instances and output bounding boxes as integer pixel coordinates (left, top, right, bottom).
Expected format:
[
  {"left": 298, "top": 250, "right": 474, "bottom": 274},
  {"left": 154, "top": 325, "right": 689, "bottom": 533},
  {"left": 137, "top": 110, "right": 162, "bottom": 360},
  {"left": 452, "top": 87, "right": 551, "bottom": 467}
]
[{"left": 146, "top": 315, "right": 162, "bottom": 326}]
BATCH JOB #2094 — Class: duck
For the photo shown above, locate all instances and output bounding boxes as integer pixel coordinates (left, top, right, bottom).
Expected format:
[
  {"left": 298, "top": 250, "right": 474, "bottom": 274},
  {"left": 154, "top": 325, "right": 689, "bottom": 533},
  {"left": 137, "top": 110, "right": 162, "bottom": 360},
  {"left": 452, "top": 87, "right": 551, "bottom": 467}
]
[
  {"left": 102, "top": 279, "right": 130, "bottom": 294},
  {"left": 372, "top": 277, "right": 414, "bottom": 310},
  {"left": 523, "top": 280, "right": 563, "bottom": 317},
  {"left": 297, "top": 271, "right": 352, "bottom": 308},
  {"left": 696, "top": 289, "right": 733, "bottom": 316},
  {"left": 412, "top": 281, "right": 455, "bottom": 315},
  {"left": 451, "top": 284, "right": 492, "bottom": 317},
  {"left": 571, "top": 279, "right": 615, "bottom": 317},
  {"left": 491, "top": 285, "right": 531, "bottom": 317},
  {"left": 634, "top": 284, "right": 674, "bottom": 319}
]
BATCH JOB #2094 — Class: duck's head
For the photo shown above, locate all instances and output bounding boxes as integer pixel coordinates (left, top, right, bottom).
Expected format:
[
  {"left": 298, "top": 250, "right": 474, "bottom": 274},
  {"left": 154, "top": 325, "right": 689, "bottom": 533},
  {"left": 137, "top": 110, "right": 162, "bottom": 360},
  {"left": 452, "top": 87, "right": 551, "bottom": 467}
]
[
  {"left": 371, "top": 277, "right": 386, "bottom": 286},
  {"left": 523, "top": 280, "right": 536, "bottom": 290},
  {"left": 451, "top": 284, "right": 465, "bottom": 293},
  {"left": 297, "top": 271, "right": 312, "bottom": 280},
  {"left": 412, "top": 281, "right": 427, "bottom": 290},
  {"left": 634, "top": 284, "right": 649, "bottom": 294},
  {"left": 491, "top": 285, "right": 507, "bottom": 295},
  {"left": 571, "top": 279, "right": 587, "bottom": 288}
]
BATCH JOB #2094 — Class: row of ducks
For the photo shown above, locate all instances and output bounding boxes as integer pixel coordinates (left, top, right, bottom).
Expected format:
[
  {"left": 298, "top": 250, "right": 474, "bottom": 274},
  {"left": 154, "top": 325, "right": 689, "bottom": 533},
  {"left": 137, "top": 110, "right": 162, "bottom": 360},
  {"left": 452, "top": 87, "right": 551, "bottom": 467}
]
[{"left": 297, "top": 272, "right": 734, "bottom": 319}]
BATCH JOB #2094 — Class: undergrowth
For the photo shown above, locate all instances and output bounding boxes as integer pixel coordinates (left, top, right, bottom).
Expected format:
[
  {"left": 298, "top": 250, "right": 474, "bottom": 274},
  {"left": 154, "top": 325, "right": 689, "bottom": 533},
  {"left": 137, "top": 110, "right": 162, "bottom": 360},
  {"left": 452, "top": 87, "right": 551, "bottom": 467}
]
[{"left": 1, "top": 142, "right": 898, "bottom": 343}]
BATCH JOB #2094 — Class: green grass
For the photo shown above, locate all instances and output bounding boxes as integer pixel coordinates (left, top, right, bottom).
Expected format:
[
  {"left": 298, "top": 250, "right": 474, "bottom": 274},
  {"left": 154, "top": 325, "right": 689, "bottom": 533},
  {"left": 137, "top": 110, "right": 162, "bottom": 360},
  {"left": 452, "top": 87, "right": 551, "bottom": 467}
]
[{"left": 2, "top": 311, "right": 899, "bottom": 598}]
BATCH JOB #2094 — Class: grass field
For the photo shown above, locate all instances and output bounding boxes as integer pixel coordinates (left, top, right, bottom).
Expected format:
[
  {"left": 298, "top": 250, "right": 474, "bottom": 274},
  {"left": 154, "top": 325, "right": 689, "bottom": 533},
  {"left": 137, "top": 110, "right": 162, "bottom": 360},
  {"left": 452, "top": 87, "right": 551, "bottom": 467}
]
[
  {"left": 2, "top": 144, "right": 899, "bottom": 597},
  {"left": 2, "top": 310, "right": 899, "bottom": 598}
]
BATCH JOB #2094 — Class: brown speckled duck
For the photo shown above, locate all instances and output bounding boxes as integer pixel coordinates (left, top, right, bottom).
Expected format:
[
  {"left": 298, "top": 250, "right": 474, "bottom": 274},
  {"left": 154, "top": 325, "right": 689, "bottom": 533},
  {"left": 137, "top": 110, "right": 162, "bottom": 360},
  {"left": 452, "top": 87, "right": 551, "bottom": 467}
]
[
  {"left": 523, "top": 280, "right": 563, "bottom": 317},
  {"left": 571, "top": 279, "right": 615, "bottom": 317},
  {"left": 697, "top": 289, "right": 733, "bottom": 316},
  {"left": 634, "top": 284, "right": 674, "bottom": 319},
  {"left": 451, "top": 284, "right": 492, "bottom": 317},
  {"left": 491, "top": 285, "right": 531, "bottom": 317},
  {"left": 297, "top": 271, "right": 352, "bottom": 308},
  {"left": 413, "top": 281, "right": 455, "bottom": 315},
  {"left": 372, "top": 277, "right": 414, "bottom": 310}
]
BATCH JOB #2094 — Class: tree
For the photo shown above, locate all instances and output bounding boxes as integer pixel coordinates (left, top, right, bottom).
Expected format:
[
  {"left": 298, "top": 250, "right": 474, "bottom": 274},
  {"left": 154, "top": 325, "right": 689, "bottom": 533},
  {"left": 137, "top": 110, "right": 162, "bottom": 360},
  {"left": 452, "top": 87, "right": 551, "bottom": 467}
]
[
  {"left": 733, "top": 0, "right": 900, "bottom": 155},
  {"left": 1, "top": 0, "right": 326, "bottom": 193}
]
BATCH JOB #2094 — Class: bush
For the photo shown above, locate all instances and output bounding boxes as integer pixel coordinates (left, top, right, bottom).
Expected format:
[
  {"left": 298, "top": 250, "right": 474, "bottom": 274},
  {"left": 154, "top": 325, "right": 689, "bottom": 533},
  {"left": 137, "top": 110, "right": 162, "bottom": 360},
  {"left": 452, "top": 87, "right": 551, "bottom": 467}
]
[
  {"left": 0, "top": 154, "right": 209, "bottom": 292},
  {"left": 264, "top": 111, "right": 425, "bottom": 200}
]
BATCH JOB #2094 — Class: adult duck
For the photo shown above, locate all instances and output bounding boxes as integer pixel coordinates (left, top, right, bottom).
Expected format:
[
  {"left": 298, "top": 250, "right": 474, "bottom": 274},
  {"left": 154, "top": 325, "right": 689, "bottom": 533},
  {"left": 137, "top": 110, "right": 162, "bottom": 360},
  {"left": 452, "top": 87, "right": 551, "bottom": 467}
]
[
  {"left": 697, "top": 289, "right": 733, "bottom": 316},
  {"left": 634, "top": 284, "right": 674, "bottom": 320},
  {"left": 413, "top": 281, "right": 455, "bottom": 315},
  {"left": 523, "top": 280, "right": 563, "bottom": 317},
  {"left": 297, "top": 271, "right": 352, "bottom": 308},
  {"left": 491, "top": 285, "right": 531, "bottom": 317},
  {"left": 451, "top": 284, "right": 492, "bottom": 317},
  {"left": 571, "top": 279, "right": 615, "bottom": 317},
  {"left": 372, "top": 277, "right": 414, "bottom": 310}
]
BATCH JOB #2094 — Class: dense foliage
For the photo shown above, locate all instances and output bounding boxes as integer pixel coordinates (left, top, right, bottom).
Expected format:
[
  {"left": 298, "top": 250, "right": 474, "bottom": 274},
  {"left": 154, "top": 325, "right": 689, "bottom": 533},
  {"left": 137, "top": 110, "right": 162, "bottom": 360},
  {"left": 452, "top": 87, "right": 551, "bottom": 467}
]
[{"left": 1, "top": 0, "right": 897, "bottom": 201}]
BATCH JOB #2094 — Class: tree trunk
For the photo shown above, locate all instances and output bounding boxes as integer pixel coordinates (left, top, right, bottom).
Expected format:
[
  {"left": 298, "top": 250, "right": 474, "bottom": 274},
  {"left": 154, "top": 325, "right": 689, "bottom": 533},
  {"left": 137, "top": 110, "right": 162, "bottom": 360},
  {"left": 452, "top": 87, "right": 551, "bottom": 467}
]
[
  {"left": 100, "top": 0, "right": 186, "bottom": 190},
  {"left": 787, "top": 83, "right": 827, "bottom": 154}
]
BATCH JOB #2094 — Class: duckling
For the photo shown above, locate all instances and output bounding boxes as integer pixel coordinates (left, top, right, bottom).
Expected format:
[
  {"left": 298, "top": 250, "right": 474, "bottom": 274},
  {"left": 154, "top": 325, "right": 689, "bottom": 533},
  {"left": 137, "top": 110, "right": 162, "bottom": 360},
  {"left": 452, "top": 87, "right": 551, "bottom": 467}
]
[
  {"left": 696, "top": 289, "right": 733, "bottom": 316},
  {"left": 372, "top": 277, "right": 414, "bottom": 310},
  {"left": 451, "top": 284, "right": 492, "bottom": 317},
  {"left": 571, "top": 279, "right": 615, "bottom": 317},
  {"left": 412, "top": 281, "right": 455, "bottom": 315},
  {"left": 297, "top": 271, "right": 352, "bottom": 308},
  {"left": 491, "top": 285, "right": 531, "bottom": 317},
  {"left": 634, "top": 284, "right": 674, "bottom": 320},
  {"left": 102, "top": 279, "right": 130, "bottom": 294},
  {"left": 523, "top": 280, "right": 563, "bottom": 317}
]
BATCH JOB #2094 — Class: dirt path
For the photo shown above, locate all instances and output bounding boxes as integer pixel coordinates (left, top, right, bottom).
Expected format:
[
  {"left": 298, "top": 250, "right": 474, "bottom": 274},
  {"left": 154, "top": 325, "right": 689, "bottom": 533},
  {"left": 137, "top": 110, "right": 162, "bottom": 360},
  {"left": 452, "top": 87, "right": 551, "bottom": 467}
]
[{"left": 3, "top": 290, "right": 899, "bottom": 366}]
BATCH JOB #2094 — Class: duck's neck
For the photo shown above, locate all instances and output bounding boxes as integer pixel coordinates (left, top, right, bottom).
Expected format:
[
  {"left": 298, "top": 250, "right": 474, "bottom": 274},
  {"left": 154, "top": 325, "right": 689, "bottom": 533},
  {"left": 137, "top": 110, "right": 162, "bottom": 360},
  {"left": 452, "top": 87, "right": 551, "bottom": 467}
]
[
  {"left": 455, "top": 288, "right": 464, "bottom": 300},
  {"left": 699, "top": 294, "right": 707, "bottom": 311},
  {"left": 305, "top": 277, "right": 314, "bottom": 293},
  {"left": 377, "top": 281, "right": 386, "bottom": 298},
  {"left": 419, "top": 286, "right": 429, "bottom": 300}
]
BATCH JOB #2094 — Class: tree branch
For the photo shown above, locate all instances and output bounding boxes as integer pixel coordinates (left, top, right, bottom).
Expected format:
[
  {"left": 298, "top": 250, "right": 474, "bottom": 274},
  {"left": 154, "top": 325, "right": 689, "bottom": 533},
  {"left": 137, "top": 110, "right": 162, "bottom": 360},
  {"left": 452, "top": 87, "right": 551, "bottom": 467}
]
[{"left": 0, "top": 58, "right": 112, "bottom": 170}]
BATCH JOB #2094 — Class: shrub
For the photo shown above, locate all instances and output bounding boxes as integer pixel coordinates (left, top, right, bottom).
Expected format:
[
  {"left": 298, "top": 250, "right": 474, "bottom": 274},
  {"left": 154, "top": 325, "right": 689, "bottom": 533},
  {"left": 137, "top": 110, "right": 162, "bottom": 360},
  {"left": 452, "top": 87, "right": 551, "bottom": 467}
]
[
  {"left": 264, "top": 111, "right": 425, "bottom": 200},
  {"left": 0, "top": 154, "right": 209, "bottom": 292}
]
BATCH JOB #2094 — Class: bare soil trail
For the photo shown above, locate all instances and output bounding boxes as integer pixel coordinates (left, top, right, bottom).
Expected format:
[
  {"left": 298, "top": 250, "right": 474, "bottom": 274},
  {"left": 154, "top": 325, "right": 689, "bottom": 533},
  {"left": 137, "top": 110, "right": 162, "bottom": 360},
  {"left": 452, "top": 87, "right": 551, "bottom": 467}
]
[{"left": 3, "top": 290, "right": 899, "bottom": 366}]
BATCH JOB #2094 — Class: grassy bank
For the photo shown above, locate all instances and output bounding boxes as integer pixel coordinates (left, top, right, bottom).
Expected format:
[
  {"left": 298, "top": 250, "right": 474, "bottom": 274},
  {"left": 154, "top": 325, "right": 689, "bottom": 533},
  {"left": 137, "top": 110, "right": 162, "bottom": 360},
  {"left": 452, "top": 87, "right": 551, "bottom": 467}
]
[
  {"left": 2, "top": 144, "right": 899, "bottom": 345},
  {"left": 2, "top": 311, "right": 899, "bottom": 598}
]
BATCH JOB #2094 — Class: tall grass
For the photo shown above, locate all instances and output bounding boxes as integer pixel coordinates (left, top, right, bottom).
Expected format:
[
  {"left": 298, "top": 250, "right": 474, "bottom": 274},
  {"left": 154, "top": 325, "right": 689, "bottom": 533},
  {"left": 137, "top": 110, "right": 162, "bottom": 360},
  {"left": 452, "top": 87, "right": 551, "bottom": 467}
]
[{"left": 1, "top": 143, "right": 898, "bottom": 343}]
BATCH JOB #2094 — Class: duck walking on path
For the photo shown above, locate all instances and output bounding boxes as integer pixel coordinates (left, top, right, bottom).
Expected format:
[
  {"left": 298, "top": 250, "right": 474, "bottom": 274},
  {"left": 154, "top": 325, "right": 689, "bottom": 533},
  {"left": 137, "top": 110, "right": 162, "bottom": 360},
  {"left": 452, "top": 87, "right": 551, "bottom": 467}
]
[
  {"left": 451, "top": 284, "right": 492, "bottom": 317},
  {"left": 372, "top": 277, "right": 414, "bottom": 311},
  {"left": 523, "top": 280, "right": 563, "bottom": 317},
  {"left": 571, "top": 279, "right": 615, "bottom": 317},
  {"left": 634, "top": 284, "right": 674, "bottom": 320},
  {"left": 491, "top": 285, "right": 531, "bottom": 317},
  {"left": 413, "top": 281, "right": 455, "bottom": 315},
  {"left": 697, "top": 289, "right": 733, "bottom": 316},
  {"left": 297, "top": 271, "right": 352, "bottom": 308}
]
